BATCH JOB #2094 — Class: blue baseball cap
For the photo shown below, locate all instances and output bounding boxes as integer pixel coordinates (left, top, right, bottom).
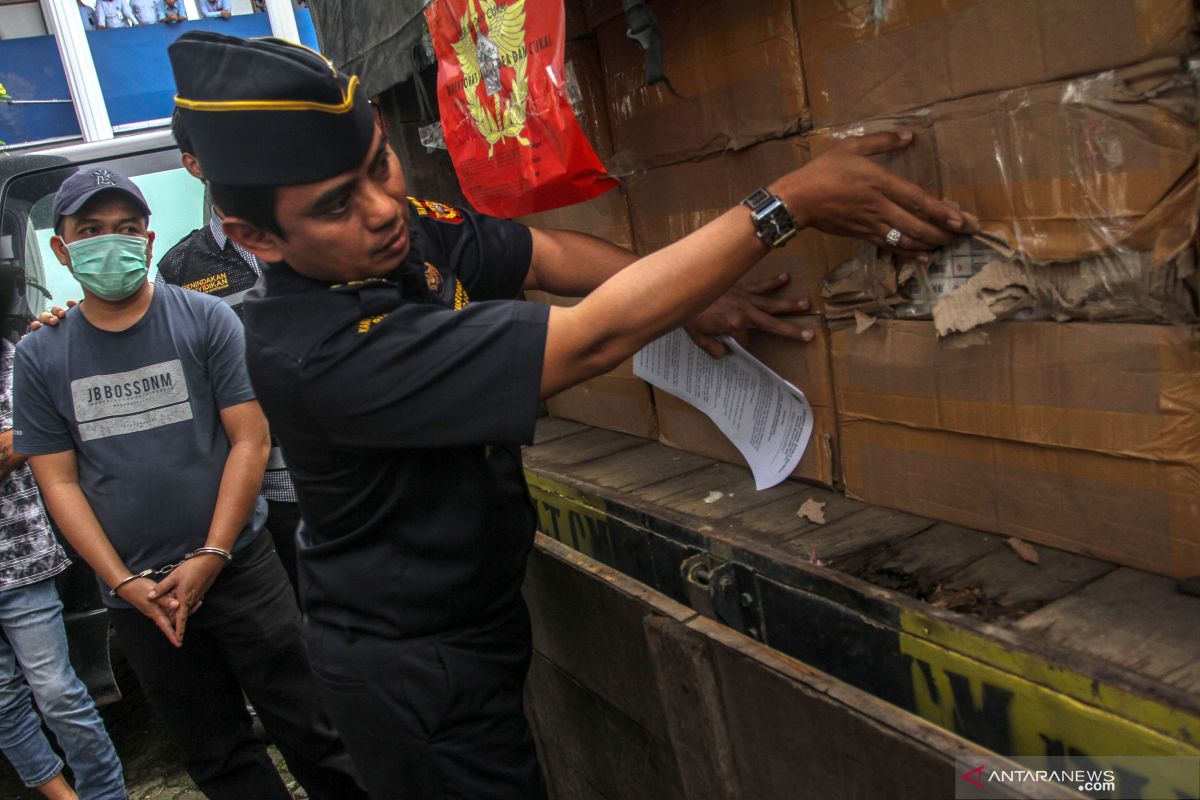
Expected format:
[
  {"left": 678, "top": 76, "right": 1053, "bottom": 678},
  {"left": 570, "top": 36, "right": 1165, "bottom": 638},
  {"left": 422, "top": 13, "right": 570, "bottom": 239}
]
[{"left": 52, "top": 168, "right": 151, "bottom": 230}]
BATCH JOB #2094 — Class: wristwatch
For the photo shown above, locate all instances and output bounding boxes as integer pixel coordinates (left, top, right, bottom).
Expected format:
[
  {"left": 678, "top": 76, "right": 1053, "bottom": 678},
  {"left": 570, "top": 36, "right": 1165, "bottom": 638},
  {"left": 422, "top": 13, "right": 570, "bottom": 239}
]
[{"left": 741, "top": 187, "right": 798, "bottom": 249}]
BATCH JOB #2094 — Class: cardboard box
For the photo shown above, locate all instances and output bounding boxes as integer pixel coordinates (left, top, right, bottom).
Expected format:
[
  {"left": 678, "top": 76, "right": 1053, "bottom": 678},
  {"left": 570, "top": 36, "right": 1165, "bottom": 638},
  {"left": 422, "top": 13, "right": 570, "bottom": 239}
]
[
  {"left": 653, "top": 324, "right": 838, "bottom": 487},
  {"left": 798, "top": 0, "right": 1196, "bottom": 126},
  {"left": 519, "top": 187, "right": 636, "bottom": 252},
  {"left": 810, "top": 60, "right": 1200, "bottom": 263},
  {"left": 791, "top": 0, "right": 857, "bottom": 27},
  {"left": 624, "top": 136, "right": 858, "bottom": 312},
  {"left": 834, "top": 320, "right": 1200, "bottom": 578},
  {"left": 577, "top": 0, "right": 624, "bottom": 31},
  {"left": 525, "top": 291, "right": 659, "bottom": 439},
  {"left": 598, "top": 0, "right": 807, "bottom": 171}
]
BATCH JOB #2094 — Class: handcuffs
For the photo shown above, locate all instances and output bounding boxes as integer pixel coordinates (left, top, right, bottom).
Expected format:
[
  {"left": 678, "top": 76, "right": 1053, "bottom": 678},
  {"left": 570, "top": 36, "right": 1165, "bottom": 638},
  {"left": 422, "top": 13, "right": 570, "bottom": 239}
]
[{"left": 108, "top": 547, "right": 233, "bottom": 598}]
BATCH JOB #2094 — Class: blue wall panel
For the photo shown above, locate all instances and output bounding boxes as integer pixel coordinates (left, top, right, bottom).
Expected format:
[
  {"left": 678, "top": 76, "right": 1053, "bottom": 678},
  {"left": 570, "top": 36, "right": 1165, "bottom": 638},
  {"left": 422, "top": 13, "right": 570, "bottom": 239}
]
[
  {"left": 0, "top": 10, "right": 321, "bottom": 146},
  {"left": 0, "top": 36, "right": 80, "bottom": 144}
]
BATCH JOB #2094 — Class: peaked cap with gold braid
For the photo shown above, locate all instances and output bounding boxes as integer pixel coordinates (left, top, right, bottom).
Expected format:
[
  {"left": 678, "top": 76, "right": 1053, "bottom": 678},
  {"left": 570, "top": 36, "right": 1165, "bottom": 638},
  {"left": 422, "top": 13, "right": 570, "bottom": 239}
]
[{"left": 168, "top": 31, "right": 376, "bottom": 187}]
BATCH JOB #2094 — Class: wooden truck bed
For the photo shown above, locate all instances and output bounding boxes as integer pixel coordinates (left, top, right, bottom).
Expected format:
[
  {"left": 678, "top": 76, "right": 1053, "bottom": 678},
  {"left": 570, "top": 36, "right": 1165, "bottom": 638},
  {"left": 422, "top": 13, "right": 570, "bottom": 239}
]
[{"left": 520, "top": 418, "right": 1200, "bottom": 798}]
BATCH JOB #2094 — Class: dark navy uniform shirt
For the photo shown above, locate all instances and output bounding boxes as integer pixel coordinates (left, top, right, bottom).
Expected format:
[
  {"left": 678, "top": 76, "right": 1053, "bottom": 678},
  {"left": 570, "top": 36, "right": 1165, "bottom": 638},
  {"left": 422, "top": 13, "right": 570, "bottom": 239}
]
[{"left": 242, "top": 198, "right": 548, "bottom": 639}]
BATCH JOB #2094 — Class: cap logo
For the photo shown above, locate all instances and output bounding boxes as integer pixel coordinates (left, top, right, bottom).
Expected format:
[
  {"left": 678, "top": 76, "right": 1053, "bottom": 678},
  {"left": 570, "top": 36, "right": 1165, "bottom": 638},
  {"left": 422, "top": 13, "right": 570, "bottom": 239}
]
[
  {"left": 92, "top": 169, "right": 119, "bottom": 186},
  {"left": 451, "top": 0, "right": 531, "bottom": 157}
]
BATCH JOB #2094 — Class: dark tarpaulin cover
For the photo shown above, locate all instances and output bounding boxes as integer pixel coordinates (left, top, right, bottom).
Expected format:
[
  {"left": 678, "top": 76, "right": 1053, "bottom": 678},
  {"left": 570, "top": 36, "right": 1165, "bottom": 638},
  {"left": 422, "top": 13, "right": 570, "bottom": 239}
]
[{"left": 309, "top": 0, "right": 432, "bottom": 96}]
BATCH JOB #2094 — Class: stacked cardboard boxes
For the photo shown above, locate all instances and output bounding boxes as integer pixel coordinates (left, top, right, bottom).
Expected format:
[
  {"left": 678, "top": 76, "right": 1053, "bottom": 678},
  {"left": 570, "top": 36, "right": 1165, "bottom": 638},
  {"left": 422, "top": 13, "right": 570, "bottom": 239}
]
[
  {"left": 597, "top": 0, "right": 808, "bottom": 171},
  {"left": 833, "top": 321, "right": 1200, "bottom": 577},
  {"left": 427, "top": 0, "right": 1200, "bottom": 577},
  {"left": 795, "top": 0, "right": 1200, "bottom": 577},
  {"left": 796, "top": 0, "right": 1195, "bottom": 127}
]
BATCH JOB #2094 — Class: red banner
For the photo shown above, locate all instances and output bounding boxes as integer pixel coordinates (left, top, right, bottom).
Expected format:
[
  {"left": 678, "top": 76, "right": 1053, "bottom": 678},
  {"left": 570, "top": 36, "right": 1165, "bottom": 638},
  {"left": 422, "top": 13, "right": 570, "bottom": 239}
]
[{"left": 426, "top": 0, "right": 618, "bottom": 217}]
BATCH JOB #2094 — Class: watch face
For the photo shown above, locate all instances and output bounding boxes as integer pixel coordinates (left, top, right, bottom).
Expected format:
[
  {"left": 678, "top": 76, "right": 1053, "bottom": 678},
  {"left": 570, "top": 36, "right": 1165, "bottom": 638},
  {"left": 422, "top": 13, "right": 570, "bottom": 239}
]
[{"left": 742, "top": 189, "right": 796, "bottom": 247}]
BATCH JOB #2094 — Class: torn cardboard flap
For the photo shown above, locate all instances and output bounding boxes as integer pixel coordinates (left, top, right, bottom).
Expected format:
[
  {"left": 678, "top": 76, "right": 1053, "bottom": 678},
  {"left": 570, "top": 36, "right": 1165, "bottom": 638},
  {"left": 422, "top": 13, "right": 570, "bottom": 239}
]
[
  {"left": 933, "top": 260, "right": 1034, "bottom": 336},
  {"left": 820, "top": 246, "right": 914, "bottom": 318},
  {"left": 822, "top": 231, "right": 1198, "bottom": 332},
  {"left": 931, "top": 245, "right": 1199, "bottom": 335}
]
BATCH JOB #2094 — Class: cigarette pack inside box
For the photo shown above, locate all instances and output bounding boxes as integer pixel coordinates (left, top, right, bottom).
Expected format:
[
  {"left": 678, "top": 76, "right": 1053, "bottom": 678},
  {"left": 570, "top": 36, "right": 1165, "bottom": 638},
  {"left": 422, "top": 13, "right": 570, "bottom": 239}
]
[
  {"left": 653, "top": 325, "right": 838, "bottom": 487},
  {"left": 798, "top": 0, "right": 1196, "bottom": 126},
  {"left": 598, "top": 0, "right": 807, "bottom": 171},
  {"left": 834, "top": 320, "right": 1200, "bottom": 578},
  {"left": 525, "top": 291, "right": 658, "bottom": 439}
]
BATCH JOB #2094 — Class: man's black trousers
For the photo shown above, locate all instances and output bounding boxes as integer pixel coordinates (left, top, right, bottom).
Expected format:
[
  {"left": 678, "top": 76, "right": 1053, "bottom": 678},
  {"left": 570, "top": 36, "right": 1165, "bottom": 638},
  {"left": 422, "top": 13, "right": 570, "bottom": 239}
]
[
  {"left": 108, "top": 532, "right": 368, "bottom": 800},
  {"left": 305, "top": 599, "right": 548, "bottom": 800}
]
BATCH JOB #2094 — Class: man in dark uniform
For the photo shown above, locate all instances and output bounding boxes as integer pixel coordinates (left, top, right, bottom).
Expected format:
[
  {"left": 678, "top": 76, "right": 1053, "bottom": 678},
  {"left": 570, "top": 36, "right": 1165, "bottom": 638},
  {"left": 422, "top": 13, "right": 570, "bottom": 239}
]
[
  {"left": 157, "top": 112, "right": 302, "bottom": 594},
  {"left": 168, "top": 31, "right": 963, "bottom": 799}
]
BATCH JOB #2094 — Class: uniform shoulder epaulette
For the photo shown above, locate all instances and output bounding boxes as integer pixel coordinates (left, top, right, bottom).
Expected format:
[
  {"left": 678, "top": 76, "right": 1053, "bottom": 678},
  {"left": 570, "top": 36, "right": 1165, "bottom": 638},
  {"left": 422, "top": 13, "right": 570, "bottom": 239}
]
[{"left": 407, "top": 196, "right": 465, "bottom": 225}]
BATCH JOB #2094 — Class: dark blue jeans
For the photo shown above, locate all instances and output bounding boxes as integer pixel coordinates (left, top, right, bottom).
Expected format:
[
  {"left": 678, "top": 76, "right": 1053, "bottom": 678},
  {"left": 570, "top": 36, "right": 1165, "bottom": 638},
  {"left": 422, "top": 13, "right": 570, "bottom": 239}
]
[
  {"left": 108, "top": 532, "right": 366, "bottom": 800},
  {"left": 0, "top": 576, "right": 124, "bottom": 798}
]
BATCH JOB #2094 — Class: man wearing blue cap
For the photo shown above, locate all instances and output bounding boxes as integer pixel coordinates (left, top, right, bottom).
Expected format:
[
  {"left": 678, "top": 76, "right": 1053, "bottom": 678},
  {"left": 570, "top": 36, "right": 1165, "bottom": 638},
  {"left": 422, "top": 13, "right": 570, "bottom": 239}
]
[
  {"left": 168, "top": 30, "right": 964, "bottom": 800},
  {"left": 12, "top": 168, "right": 367, "bottom": 800}
]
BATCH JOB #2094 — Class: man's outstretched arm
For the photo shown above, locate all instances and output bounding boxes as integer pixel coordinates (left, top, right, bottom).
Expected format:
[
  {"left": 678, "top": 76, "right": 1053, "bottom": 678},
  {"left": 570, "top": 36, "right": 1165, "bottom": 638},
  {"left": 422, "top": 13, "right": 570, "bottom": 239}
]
[
  {"left": 538, "top": 131, "right": 964, "bottom": 398},
  {"left": 526, "top": 227, "right": 814, "bottom": 360}
]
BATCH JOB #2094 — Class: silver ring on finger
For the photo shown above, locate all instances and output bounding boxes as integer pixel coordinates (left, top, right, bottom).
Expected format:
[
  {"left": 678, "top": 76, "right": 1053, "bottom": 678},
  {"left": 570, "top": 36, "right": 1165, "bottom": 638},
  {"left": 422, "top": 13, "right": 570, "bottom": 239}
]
[{"left": 885, "top": 227, "right": 902, "bottom": 247}]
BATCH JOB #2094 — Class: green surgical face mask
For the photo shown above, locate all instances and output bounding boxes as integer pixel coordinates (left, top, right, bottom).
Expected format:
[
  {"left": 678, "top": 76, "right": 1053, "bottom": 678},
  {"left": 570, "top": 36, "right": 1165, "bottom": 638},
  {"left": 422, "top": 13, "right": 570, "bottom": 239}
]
[{"left": 66, "top": 233, "right": 149, "bottom": 301}]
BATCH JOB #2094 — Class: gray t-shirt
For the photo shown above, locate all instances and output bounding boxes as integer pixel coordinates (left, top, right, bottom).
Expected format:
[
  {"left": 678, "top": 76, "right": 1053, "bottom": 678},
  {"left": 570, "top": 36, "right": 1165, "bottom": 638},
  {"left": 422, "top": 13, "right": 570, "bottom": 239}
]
[{"left": 12, "top": 284, "right": 266, "bottom": 606}]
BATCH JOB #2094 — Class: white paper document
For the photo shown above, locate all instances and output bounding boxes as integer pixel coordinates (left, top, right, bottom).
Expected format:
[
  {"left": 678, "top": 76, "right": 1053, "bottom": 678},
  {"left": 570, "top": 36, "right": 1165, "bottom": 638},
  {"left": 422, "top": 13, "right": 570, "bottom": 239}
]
[{"left": 633, "top": 329, "right": 813, "bottom": 490}]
